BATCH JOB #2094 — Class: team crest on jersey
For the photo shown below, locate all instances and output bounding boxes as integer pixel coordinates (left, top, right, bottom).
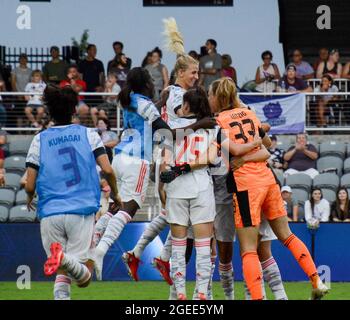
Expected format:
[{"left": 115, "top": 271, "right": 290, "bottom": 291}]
[{"left": 263, "top": 101, "right": 286, "bottom": 126}]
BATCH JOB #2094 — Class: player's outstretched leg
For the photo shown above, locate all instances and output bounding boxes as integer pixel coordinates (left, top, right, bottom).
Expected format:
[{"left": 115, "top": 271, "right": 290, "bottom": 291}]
[
  {"left": 269, "top": 216, "right": 329, "bottom": 300},
  {"left": 123, "top": 209, "right": 168, "bottom": 281},
  {"left": 44, "top": 242, "right": 91, "bottom": 287},
  {"left": 92, "top": 212, "right": 113, "bottom": 247}
]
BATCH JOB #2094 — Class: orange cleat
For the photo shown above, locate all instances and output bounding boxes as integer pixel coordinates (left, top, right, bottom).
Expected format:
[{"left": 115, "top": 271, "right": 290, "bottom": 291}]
[
  {"left": 153, "top": 257, "right": 173, "bottom": 285},
  {"left": 44, "top": 242, "right": 64, "bottom": 276}
]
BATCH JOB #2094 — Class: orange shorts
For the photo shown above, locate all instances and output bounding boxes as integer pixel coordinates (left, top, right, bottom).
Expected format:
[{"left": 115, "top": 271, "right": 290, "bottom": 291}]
[{"left": 234, "top": 183, "right": 287, "bottom": 228}]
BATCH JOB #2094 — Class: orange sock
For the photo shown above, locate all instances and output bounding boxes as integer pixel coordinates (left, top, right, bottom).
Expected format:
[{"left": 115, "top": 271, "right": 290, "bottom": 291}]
[
  {"left": 283, "top": 234, "right": 318, "bottom": 288},
  {"left": 242, "top": 251, "right": 263, "bottom": 300}
]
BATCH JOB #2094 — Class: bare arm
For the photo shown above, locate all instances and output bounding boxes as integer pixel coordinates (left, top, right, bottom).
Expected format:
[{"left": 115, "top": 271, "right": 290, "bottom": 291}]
[
  {"left": 342, "top": 63, "right": 350, "bottom": 79},
  {"left": 303, "top": 147, "right": 318, "bottom": 160},
  {"left": 0, "top": 135, "right": 6, "bottom": 145},
  {"left": 11, "top": 73, "right": 17, "bottom": 92},
  {"left": 316, "top": 62, "right": 324, "bottom": 79},
  {"left": 25, "top": 167, "right": 37, "bottom": 211},
  {"left": 162, "top": 66, "right": 169, "bottom": 89},
  {"left": 255, "top": 67, "right": 264, "bottom": 84},
  {"left": 284, "top": 147, "right": 297, "bottom": 162},
  {"left": 293, "top": 205, "right": 299, "bottom": 221}
]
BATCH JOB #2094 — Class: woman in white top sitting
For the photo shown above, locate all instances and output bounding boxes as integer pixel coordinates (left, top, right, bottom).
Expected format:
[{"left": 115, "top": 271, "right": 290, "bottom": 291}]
[
  {"left": 255, "top": 50, "right": 281, "bottom": 93},
  {"left": 304, "top": 188, "right": 330, "bottom": 227}
]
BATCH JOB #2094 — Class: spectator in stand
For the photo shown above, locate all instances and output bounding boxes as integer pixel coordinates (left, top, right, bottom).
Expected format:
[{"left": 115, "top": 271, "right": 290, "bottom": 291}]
[
  {"left": 304, "top": 188, "right": 330, "bottom": 226},
  {"left": 316, "top": 49, "right": 342, "bottom": 79},
  {"left": 313, "top": 48, "right": 329, "bottom": 73},
  {"left": 285, "top": 49, "right": 314, "bottom": 80},
  {"left": 97, "top": 72, "right": 121, "bottom": 120},
  {"left": 188, "top": 50, "right": 200, "bottom": 61},
  {"left": 42, "top": 46, "right": 68, "bottom": 84},
  {"left": 107, "top": 41, "right": 132, "bottom": 72},
  {"left": 255, "top": 50, "right": 280, "bottom": 92},
  {"left": 277, "top": 65, "right": 312, "bottom": 93},
  {"left": 108, "top": 53, "right": 129, "bottom": 89},
  {"left": 78, "top": 44, "right": 105, "bottom": 94},
  {"left": 221, "top": 54, "right": 237, "bottom": 85},
  {"left": 331, "top": 187, "right": 350, "bottom": 222},
  {"left": 145, "top": 47, "right": 169, "bottom": 101},
  {"left": 267, "top": 135, "right": 285, "bottom": 173},
  {"left": 59, "top": 64, "right": 97, "bottom": 121},
  {"left": 199, "top": 39, "right": 222, "bottom": 91},
  {"left": 284, "top": 133, "right": 319, "bottom": 179},
  {"left": 281, "top": 186, "right": 299, "bottom": 221},
  {"left": 24, "top": 70, "right": 47, "bottom": 128},
  {"left": 96, "top": 117, "right": 119, "bottom": 163},
  {"left": 11, "top": 53, "right": 32, "bottom": 93},
  {"left": 314, "top": 74, "right": 339, "bottom": 127},
  {"left": 141, "top": 51, "right": 152, "bottom": 68}
]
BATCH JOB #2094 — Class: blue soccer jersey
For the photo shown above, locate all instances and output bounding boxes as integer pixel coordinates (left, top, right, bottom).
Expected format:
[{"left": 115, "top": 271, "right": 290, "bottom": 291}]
[
  {"left": 26, "top": 124, "right": 104, "bottom": 220},
  {"left": 115, "top": 93, "right": 160, "bottom": 162}
]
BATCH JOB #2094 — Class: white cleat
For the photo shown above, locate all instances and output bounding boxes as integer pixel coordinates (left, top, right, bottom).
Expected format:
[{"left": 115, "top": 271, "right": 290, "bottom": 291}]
[
  {"left": 89, "top": 248, "right": 105, "bottom": 281},
  {"left": 311, "top": 279, "right": 329, "bottom": 300}
]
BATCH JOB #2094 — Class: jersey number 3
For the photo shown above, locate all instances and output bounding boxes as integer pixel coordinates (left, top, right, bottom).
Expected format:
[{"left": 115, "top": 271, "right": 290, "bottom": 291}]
[{"left": 58, "top": 147, "right": 81, "bottom": 187}]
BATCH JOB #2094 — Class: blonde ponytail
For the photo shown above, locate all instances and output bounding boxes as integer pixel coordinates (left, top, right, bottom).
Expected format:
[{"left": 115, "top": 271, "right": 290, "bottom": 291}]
[{"left": 162, "top": 17, "right": 198, "bottom": 77}]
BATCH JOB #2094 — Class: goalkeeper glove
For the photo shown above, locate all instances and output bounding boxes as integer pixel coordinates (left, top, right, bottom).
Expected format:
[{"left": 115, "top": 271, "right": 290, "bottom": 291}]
[{"left": 160, "top": 163, "right": 192, "bottom": 183}]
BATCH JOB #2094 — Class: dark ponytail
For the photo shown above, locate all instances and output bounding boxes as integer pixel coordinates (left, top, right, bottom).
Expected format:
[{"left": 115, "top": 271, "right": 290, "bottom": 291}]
[
  {"left": 119, "top": 67, "right": 155, "bottom": 108},
  {"left": 183, "top": 87, "right": 212, "bottom": 120},
  {"left": 44, "top": 84, "right": 77, "bottom": 124}
]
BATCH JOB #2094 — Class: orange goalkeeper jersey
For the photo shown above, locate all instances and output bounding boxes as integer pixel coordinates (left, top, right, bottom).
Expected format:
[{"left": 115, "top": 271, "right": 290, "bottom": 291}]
[{"left": 216, "top": 107, "right": 276, "bottom": 192}]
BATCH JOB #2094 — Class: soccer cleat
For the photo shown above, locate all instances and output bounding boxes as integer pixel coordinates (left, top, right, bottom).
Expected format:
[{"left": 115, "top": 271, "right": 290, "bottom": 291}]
[
  {"left": 177, "top": 293, "right": 187, "bottom": 300},
  {"left": 311, "top": 278, "right": 329, "bottom": 300},
  {"left": 44, "top": 242, "right": 64, "bottom": 276},
  {"left": 153, "top": 257, "right": 173, "bottom": 285},
  {"left": 122, "top": 252, "right": 140, "bottom": 281},
  {"left": 89, "top": 248, "right": 105, "bottom": 281},
  {"left": 197, "top": 292, "right": 207, "bottom": 300}
]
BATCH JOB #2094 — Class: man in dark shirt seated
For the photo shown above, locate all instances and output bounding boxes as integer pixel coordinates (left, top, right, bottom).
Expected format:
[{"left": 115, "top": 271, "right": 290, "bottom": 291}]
[
  {"left": 277, "top": 65, "right": 312, "bottom": 93},
  {"left": 284, "top": 133, "right": 319, "bottom": 179}
]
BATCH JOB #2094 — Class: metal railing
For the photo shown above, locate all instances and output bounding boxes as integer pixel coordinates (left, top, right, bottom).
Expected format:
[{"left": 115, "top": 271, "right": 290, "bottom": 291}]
[{"left": 0, "top": 91, "right": 350, "bottom": 133}]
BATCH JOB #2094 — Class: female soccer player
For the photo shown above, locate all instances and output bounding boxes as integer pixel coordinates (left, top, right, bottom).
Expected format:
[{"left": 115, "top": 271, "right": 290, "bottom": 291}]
[
  {"left": 212, "top": 77, "right": 329, "bottom": 300},
  {"left": 25, "top": 85, "right": 120, "bottom": 300}
]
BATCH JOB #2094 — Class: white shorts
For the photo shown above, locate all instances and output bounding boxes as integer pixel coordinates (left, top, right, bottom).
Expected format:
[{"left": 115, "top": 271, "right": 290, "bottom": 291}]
[
  {"left": 259, "top": 219, "right": 277, "bottom": 242},
  {"left": 214, "top": 203, "right": 235, "bottom": 242},
  {"left": 166, "top": 186, "right": 216, "bottom": 227},
  {"left": 40, "top": 214, "right": 95, "bottom": 263},
  {"left": 112, "top": 154, "right": 150, "bottom": 208}
]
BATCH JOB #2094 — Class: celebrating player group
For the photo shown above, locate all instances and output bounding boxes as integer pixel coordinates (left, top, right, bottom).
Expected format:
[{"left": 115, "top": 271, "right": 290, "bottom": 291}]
[{"left": 25, "top": 18, "right": 329, "bottom": 300}]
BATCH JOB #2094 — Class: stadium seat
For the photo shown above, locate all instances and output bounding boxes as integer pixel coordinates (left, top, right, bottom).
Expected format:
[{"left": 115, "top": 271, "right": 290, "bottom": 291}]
[
  {"left": 8, "top": 205, "right": 36, "bottom": 222},
  {"left": 291, "top": 188, "right": 309, "bottom": 206},
  {"left": 313, "top": 173, "right": 340, "bottom": 191},
  {"left": 317, "top": 156, "right": 343, "bottom": 177},
  {"left": 340, "top": 173, "right": 350, "bottom": 189},
  {"left": 308, "top": 141, "right": 320, "bottom": 153},
  {"left": 321, "top": 189, "right": 336, "bottom": 203},
  {"left": 344, "top": 158, "right": 350, "bottom": 174},
  {"left": 15, "top": 189, "right": 27, "bottom": 205},
  {"left": 0, "top": 205, "right": 9, "bottom": 222},
  {"left": 0, "top": 188, "right": 16, "bottom": 206},
  {"left": 286, "top": 173, "right": 312, "bottom": 192},
  {"left": 9, "top": 137, "right": 33, "bottom": 156},
  {"left": 319, "top": 141, "right": 346, "bottom": 159},
  {"left": 275, "top": 170, "right": 284, "bottom": 187},
  {"left": 4, "top": 156, "right": 26, "bottom": 175},
  {"left": 5, "top": 173, "right": 22, "bottom": 190}
]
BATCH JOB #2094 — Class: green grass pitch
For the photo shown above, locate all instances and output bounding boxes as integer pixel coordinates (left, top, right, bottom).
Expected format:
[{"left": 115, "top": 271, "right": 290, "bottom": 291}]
[{"left": 0, "top": 281, "right": 349, "bottom": 300}]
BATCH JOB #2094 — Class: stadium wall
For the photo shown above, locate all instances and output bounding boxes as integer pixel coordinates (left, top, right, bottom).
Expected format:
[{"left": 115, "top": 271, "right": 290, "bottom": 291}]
[{"left": 0, "top": 223, "right": 348, "bottom": 282}]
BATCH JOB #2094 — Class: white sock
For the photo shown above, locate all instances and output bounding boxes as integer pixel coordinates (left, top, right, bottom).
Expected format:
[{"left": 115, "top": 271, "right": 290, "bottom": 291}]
[
  {"left": 97, "top": 210, "right": 132, "bottom": 255},
  {"left": 169, "top": 283, "right": 177, "bottom": 300},
  {"left": 133, "top": 210, "right": 168, "bottom": 258},
  {"left": 61, "top": 254, "right": 90, "bottom": 286},
  {"left": 92, "top": 212, "right": 113, "bottom": 247},
  {"left": 219, "top": 261, "right": 234, "bottom": 300},
  {"left": 171, "top": 236, "right": 187, "bottom": 297},
  {"left": 261, "top": 256, "right": 288, "bottom": 300},
  {"left": 160, "top": 231, "right": 172, "bottom": 262},
  {"left": 54, "top": 275, "right": 71, "bottom": 300},
  {"left": 207, "top": 255, "right": 216, "bottom": 300},
  {"left": 195, "top": 238, "right": 211, "bottom": 298}
]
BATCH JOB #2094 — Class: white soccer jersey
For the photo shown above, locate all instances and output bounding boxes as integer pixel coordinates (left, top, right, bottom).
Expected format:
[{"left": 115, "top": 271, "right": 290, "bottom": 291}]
[
  {"left": 162, "top": 85, "right": 186, "bottom": 128},
  {"left": 165, "top": 117, "right": 219, "bottom": 199}
]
